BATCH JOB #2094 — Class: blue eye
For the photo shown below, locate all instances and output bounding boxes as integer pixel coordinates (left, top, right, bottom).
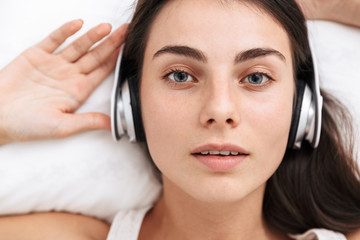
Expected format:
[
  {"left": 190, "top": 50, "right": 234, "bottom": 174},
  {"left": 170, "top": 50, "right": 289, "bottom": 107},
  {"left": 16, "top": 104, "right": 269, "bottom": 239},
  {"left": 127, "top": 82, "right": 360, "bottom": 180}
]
[
  {"left": 243, "top": 73, "right": 271, "bottom": 85},
  {"left": 168, "top": 71, "right": 194, "bottom": 82}
]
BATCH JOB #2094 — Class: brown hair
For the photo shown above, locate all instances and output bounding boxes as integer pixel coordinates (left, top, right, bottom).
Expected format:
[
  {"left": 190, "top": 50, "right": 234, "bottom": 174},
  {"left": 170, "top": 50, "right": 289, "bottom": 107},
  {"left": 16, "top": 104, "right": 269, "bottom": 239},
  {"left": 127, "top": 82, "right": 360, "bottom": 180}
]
[{"left": 123, "top": 0, "right": 360, "bottom": 234}]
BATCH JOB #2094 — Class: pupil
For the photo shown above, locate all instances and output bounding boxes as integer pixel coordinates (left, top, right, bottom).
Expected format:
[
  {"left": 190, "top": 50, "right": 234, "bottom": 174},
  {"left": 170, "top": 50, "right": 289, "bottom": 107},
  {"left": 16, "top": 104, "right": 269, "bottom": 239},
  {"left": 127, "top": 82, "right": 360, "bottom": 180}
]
[
  {"left": 250, "top": 74, "right": 262, "bottom": 84},
  {"left": 174, "top": 72, "right": 188, "bottom": 82}
]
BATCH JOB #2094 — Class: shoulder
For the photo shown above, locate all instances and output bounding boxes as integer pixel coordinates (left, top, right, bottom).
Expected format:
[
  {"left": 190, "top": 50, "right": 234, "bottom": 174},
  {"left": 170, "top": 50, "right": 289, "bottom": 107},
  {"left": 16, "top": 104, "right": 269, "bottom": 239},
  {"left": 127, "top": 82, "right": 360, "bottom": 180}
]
[
  {"left": 346, "top": 228, "right": 360, "bottom": 240},
  {"left": 0, "top": 212, "right": 110, "bottom": 240}
]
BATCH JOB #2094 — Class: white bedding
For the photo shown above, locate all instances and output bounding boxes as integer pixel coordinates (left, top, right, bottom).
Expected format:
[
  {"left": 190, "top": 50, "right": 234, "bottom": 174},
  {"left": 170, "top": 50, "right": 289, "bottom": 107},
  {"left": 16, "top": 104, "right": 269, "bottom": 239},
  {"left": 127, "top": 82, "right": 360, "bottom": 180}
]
[
  {"left": 0, "top": 0, "right": 161, "bottom": 223},
  {"left": 307, "top": 21, "right": 360, "bottom": 155},
  {"left": 0, "top": 0, "right": 359, "bottom": 223}
]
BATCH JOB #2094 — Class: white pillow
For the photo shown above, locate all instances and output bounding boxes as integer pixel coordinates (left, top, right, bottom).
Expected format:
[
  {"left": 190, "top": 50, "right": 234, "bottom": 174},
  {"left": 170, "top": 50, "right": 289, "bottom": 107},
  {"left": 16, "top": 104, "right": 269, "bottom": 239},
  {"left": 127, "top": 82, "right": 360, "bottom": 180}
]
[
  {"left": 0, "top": 0, "right": 161, "bottom": 223},
  {"left": 307, "top": 21, "right": 360, "bottom": 158}
]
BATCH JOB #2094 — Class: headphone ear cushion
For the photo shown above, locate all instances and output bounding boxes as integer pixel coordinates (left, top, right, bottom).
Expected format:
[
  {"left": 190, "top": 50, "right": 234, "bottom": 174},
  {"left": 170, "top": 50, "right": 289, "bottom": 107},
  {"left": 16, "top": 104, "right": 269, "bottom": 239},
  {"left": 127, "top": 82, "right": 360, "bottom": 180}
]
[
  {"left": 127, "top": 76, "right": 146, "bottom": 142},
  {"left": 288, "top": 80, "right": 306, "bottom": 149}
]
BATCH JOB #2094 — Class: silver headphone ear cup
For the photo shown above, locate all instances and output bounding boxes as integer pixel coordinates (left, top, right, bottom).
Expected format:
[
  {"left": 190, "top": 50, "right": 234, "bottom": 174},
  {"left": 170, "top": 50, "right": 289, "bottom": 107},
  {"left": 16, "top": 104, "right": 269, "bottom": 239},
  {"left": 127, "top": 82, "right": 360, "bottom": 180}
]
[
  {"left": 111, "top": 46, "right": 137, "bottom": 142},
  {"left": 288, "top": 39, "right": 323, "bottom": 150},
  {"left": 115, "top": 85, "right": 126, "bottom": 139},
  {"left": 293, "top": 84, "right": 314, "bottom": 149},
  {"left": 308, "top": 39, "right": 323, "bottom": 148},
  {"left": 111, "top": 49, "right": 125, "bottom": 141},
  {"left": 111, "top": 80, "right": 137, "bottom": 142},
  {"left": 120, "top": 81, "right": 137, "bottom": 142}
]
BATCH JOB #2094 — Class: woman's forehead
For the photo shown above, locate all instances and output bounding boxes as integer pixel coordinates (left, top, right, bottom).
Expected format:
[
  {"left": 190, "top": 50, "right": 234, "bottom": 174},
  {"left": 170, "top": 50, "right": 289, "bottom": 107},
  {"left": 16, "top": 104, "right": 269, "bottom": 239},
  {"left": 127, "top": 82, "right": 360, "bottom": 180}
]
[{"left": 145, "top": 0, "right": 292, "bottom": 63}]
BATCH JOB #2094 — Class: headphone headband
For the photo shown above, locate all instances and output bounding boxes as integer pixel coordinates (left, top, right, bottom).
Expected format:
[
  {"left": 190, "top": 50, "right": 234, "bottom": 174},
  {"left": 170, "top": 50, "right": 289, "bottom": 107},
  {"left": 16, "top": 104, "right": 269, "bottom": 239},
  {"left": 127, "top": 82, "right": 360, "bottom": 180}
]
[{"left": 111, "top": 40, "right": 323, "bottom": 149}]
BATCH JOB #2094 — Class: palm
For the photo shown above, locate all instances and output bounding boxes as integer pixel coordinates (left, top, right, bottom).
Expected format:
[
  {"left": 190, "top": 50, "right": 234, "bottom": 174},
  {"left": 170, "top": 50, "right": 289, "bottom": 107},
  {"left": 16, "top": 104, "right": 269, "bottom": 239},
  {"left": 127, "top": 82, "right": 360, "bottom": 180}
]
[{"left": 0, "top": 20, "right": 127, "bottom": 142}]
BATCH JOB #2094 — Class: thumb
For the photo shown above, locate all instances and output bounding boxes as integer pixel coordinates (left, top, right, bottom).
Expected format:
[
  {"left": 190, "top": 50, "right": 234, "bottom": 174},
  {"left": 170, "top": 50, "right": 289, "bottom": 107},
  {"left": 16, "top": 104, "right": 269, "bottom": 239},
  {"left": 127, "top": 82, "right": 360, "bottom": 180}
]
[{"left": 58, "top": 112, "right": 111, "bottom": 137}]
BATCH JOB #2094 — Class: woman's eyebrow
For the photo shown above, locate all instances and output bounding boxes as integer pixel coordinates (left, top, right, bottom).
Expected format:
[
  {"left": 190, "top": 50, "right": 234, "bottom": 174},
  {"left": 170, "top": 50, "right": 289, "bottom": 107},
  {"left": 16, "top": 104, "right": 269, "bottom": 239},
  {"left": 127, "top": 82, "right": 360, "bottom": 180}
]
[
  {"left": 234, "top": 48, "right": 286, "bottom": 64},
  {"left": 153, "top": 45, "right": 207, "bottom": 63},
  {"left": 153, "top": 45, "right": 286, "bottom": 64}
]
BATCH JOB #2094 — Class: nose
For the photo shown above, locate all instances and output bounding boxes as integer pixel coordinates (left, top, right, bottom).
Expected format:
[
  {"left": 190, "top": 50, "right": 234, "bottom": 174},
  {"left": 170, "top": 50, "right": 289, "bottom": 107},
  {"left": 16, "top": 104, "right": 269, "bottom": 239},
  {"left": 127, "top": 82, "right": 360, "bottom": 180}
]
[{"left": 199, "top": 78, "right": 240, "bottom": 129}]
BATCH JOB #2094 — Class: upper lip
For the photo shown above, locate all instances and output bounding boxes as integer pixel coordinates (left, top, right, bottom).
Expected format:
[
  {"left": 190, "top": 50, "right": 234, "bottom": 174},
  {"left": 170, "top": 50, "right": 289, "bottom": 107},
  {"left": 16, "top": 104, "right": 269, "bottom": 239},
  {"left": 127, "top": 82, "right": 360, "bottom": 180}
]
[{"left": 191, "top": 143, "right": 249, "bottom": 155}]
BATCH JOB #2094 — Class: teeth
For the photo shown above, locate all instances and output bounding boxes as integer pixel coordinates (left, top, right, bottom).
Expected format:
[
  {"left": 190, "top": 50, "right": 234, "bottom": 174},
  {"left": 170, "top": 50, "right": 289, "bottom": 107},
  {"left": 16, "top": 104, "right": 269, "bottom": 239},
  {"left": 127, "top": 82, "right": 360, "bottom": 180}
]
[
  {"left": 220, "top": 151, "right": 230, "bottom": 156},
  {"left": 209, "top": 151, "right": 220, "bottom": 155},
  {"left": 199, "top": 151, "right": 238, "bottom": 156}
]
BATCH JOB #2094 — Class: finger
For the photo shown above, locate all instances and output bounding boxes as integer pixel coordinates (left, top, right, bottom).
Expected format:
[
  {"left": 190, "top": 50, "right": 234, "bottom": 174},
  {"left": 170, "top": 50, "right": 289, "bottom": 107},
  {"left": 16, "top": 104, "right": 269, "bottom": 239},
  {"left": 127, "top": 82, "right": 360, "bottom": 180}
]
[
  {"left": 58, "top": 113, "right": 111, "bottom": 138},
  {"left": 36, "top": 19, "right": 84, "bottom": 53},
  {"left": 295, "top": 0, "right": 317, "bottom": 19},
  {"left": 86, "top": 48, "right": 120, "bottom": 91},
  {"left": 76, "top": 24, "right": 128, "bottom": 74},
  {"left": 59, "top": 23, "right": 112, "bottom": 62}
]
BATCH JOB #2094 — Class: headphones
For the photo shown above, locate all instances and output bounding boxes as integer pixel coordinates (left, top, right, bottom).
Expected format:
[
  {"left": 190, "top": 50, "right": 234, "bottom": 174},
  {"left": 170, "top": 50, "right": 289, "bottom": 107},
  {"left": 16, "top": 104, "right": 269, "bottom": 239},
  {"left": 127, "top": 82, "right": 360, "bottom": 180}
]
[{"left": 111, "top": 41, "right": 323, "bottom": 149}]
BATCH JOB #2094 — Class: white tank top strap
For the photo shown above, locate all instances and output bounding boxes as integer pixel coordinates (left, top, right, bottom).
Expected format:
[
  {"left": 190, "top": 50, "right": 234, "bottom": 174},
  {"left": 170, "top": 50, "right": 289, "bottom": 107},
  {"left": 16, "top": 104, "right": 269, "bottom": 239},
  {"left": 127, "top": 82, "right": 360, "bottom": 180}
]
[
  {"left": 289, "top": 228, "right": 347, "bottom": 240},
  {"left": 107, "top": 205, "right": 153, "bottom": 240}
]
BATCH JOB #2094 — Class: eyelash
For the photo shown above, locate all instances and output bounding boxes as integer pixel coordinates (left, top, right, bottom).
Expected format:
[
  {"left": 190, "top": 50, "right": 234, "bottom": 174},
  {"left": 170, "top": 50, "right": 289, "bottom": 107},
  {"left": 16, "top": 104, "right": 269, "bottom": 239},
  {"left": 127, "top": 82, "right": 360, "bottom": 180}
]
[
  {"left": 162, "top": 68, "right": 197, "bottom": 87},
  {"left": 162, "top": 68, "right": 274, "bottom": 88},
  {"left": 241, "top": 71, "right": 274, "bottom": 89}
]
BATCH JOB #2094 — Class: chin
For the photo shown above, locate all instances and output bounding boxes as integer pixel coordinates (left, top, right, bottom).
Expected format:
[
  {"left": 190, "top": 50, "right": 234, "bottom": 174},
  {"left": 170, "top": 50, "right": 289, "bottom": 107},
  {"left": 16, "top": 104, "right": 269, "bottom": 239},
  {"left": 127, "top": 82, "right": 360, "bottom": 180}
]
[{"left": 184, "top": 176, "right": 266, "bottom": 204}]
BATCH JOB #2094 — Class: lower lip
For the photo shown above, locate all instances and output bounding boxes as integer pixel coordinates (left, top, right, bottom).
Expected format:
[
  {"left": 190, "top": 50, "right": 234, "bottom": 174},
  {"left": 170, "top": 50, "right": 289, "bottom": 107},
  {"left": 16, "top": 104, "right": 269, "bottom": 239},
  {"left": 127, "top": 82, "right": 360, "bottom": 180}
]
[{"left": 193, "top": 154, "right": 247, "bottom": 171}]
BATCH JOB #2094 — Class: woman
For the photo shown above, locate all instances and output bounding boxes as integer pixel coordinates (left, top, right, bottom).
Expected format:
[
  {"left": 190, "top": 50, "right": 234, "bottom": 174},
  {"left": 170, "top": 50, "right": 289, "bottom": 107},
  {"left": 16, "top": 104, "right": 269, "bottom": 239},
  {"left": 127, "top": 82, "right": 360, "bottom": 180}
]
[
  {"left": 106, "top": 0, "right": 360, "bottom": 239},
  {"left": 0, "top": 0, "right": 359, "bottom": 239}
]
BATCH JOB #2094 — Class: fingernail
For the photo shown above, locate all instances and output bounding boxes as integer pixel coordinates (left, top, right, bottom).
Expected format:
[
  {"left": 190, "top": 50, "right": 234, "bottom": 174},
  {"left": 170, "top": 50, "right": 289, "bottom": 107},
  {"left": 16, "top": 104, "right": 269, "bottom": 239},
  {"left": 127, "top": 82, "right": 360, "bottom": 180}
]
[
  {"left": 96, "top": 23, "right": 112, "bottom": 34},
  {"left": 73, "top": 19, "right": 84, "bottom": 26}
]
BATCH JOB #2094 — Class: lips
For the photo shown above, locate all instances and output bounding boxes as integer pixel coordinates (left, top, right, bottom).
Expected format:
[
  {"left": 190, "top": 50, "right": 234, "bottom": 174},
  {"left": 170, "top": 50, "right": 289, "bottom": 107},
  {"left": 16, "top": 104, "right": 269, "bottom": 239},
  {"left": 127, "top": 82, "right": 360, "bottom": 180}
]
[{"left": 191, "top": 143, "right": 249, "bottom": 171}]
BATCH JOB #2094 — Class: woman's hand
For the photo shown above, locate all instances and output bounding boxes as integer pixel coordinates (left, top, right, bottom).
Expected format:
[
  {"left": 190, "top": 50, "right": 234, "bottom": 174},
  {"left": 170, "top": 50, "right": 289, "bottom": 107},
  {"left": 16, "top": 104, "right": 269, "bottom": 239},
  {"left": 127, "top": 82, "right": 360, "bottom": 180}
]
[
  {"left": 296, "top": 0, "right": 360, "bottom": 27},
  {"left": 0, "top": 20, "right": 127, "bottom": 144}
]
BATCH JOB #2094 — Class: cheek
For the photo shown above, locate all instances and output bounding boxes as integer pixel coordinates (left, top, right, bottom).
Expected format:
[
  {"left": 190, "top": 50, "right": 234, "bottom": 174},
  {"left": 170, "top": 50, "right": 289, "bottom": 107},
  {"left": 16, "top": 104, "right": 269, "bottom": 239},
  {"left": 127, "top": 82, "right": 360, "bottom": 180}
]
[
  {"left": 140, "top": 84, "right": 191, "bottom": 168},
  {"left": 256, "top": 97, "right": 292, "bottom": 136},
  {"left": 142, "top": 91, "right": 189, "bottom": 137},
  {"left": 245, "top": 88, "right": 294, "bottom": 166}
]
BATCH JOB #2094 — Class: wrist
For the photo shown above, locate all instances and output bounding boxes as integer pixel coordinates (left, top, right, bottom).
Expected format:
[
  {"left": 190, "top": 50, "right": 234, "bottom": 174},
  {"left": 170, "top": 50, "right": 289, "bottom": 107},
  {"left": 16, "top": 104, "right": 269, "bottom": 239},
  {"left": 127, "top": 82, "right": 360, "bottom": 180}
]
[
  {"left": 320, "top": 0, "right": 360, "bottom": 27},
  {"left": 343, "top": 0, "right": 360, "bottom": 27},
  {"left": 0, "top": 137, "right": 10, "bottom": 146},
  {"left": 0, "top": 120, "right": 11, "bottom": 145},
  {"left": 0, "top": 135, "right": 10, "bottom": 146}
]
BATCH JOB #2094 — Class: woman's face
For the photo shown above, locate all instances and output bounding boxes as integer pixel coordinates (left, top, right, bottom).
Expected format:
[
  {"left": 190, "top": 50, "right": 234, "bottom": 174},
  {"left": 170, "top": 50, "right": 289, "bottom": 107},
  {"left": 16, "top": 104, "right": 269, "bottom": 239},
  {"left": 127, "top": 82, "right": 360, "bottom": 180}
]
[{"left": 141, "top": 0, "right": 294, "bottom": 203}]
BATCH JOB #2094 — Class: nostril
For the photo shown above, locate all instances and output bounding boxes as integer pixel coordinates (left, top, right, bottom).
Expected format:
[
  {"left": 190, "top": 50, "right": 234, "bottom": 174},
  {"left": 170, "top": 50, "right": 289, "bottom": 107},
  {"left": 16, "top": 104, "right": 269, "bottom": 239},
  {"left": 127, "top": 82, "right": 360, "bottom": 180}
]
[
  {"left": 226, "top": 118, "right": 234, "bottom": 124},
  {"left": 207, "top": 118, "right": 234, "bottom": 125},
  {"left": 207, "top": 119, "right": 215, "bottom": 124}
]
